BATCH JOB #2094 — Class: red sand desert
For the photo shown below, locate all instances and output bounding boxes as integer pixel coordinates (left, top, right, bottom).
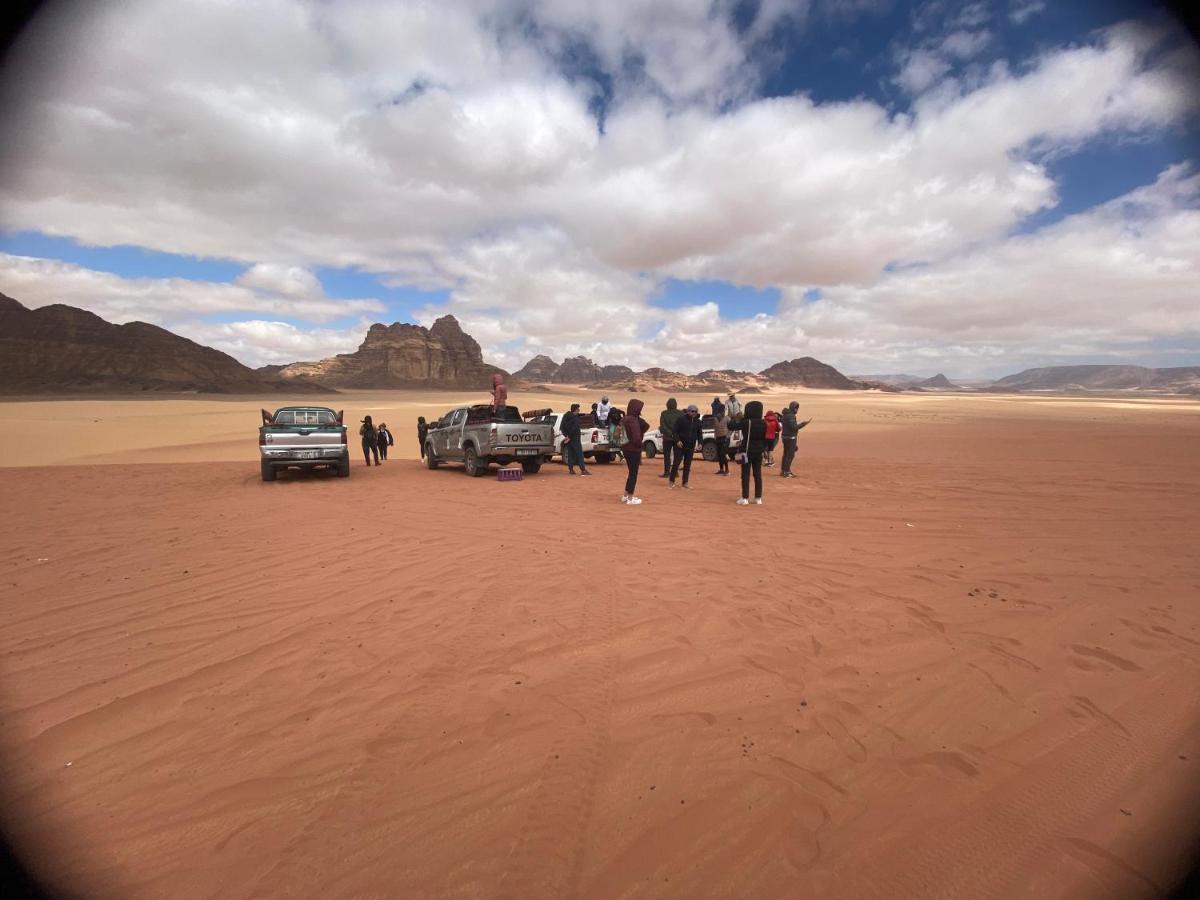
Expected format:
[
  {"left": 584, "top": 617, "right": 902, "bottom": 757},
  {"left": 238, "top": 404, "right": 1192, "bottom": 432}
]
[{"left": 1, "top": 387, "right": 1199, "bottom": 898}]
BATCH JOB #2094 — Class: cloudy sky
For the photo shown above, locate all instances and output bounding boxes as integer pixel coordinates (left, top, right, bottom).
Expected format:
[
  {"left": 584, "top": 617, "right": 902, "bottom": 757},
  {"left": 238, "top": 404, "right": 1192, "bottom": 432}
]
[{"left": 1, "top": 0, "right": 1198, "bottom": 378}]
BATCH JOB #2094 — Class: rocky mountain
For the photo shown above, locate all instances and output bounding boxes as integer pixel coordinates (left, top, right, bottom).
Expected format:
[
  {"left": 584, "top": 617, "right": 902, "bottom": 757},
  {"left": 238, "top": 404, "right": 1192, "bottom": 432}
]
[
  {"left": 513, "top": 354, "right": 560, "bottom": 381},
  {"left": 851, "top": 372, "right": 925, "bottom": 388},
  {"left": 0, "top": 293, "right": 320, "bottom": 394},
  {"left": 512, "top": 354, "right": 634, "bottom": 384},
  {"left": 272, "top": 315, "right": 505, "bottom": 388},
  {"left": 916, "top": 373, "right": 960, "bottom": 390},
  {"left": 589, "top": 367, "right": 772, "bottom": 393},
  {"left": 990, "top": 365, "right": 1200, "bottom": 394},
  {"left": 758, "top": 357, "right": 864, "bottom": 389}
]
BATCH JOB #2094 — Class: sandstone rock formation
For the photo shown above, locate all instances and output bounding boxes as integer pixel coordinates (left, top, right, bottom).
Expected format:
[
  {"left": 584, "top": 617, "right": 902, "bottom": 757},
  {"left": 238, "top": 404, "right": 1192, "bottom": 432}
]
[
  {"left": 512, "top": 354, "right": 634, "bottom": 384},
  {"left": 512, "top": 354, "right": 560, "bottom": 382},
  {"left": 990, "top": 365, "right": 1200, "bottom": 393},
  {"left": 0, "top": 293, "right": 318, "bottom": 394},
  {"left": 273, "top": 315, "right": 505, "bottom": 388},
  {"left": 757, "top": 357, "right": 864, "bottom": 389}
]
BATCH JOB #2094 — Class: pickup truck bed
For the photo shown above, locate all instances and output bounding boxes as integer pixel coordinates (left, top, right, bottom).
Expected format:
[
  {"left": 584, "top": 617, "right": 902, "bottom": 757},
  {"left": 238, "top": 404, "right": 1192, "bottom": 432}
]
[{"left": 259, "top": 407, "right": 349, "bottom": 481}]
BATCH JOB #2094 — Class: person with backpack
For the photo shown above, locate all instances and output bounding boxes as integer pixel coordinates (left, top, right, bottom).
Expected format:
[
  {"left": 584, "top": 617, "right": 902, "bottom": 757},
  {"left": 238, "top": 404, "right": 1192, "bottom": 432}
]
[
  {"left": 359, "top": 415, "right": 379, "bottom": 466},
  {"left": 658, "top": 398, "right": 683, "bottom": 479},
  {"left": 763, "top": 410, "right": 781, "bottom": 467},
  {"left": 669, "top": 404, "right": 701, "bottom": 489},
  {"left": 620, "top": 399, "right": 647, "bottom": 505},
  {"left": 734, "top": 401, "right": 767, "bottom": 505},
  {"left": 376, "top": 422, "right": 394, "bottom": 461},
  {"left": 779, "top": 401, "right": 812, "bottom": 478}
]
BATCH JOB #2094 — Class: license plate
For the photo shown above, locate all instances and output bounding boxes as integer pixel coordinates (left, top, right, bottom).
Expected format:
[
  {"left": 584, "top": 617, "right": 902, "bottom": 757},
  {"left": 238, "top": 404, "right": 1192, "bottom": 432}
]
[
  {"left": 516, "top": 448, "right": 538, "bottom": 456},
  {"left": 294, "top": 450, "right": 320, "bottom": 459}
]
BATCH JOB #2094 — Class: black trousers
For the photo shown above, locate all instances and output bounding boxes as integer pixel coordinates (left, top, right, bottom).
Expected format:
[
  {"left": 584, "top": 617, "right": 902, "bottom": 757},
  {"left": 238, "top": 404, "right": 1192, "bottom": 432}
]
[
  {"left": 567, "top": 438, "right": 586, "bottom": 471},
  {"left": 716, "top": 437, "right": 729, "bottom": 472},
  {"left": 670, "top": 444, "right": 694, "bottom": 484},
  {"left": 740, "top": 452, "right": 763, "bottom": 499},
  {"left": 623, "top": 449, "right": 641, "bottom": 494},
  {"left": 661, "top": 440, "right": 675, "bottom": 475},
  {"left": 363, "top": 440, "right": 378, "bottom": 465},
  {"left": 780, "top": 437, "right": 797, "bottom": 475},
  {"left": 378, "top": 440, "right": 388, "bottom": 460},
  {"left": 419, "top": 438, "right": 425, "bottom": 458}
]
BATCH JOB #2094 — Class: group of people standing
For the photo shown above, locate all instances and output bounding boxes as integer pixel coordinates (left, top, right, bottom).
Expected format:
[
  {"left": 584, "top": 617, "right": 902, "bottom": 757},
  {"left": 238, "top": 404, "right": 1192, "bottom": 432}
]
[
  {"left": 357, "top": 416, "right": 394, "bottom": 466},
  {"left": 613, "top": 391, "right": 811, "bottom": 506}
]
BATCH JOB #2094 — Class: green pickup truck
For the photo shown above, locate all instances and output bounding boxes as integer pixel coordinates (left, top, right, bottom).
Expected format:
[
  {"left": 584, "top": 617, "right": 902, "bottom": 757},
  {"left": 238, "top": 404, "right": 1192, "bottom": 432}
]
[{"left": 258, "top": 406, "right": 350, "bottom": 481}]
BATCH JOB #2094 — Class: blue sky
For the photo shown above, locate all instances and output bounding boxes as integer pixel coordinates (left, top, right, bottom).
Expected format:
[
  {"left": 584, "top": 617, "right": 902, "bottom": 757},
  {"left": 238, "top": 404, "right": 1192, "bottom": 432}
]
[{"left": 0, "top": 0, "right": 1196, "bottom": 376}]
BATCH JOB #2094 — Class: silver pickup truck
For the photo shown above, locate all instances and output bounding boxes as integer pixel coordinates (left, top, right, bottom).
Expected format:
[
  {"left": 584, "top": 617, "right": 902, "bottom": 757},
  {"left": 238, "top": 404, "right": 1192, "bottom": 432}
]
[
  {"left": 259, "top": 406, "right": 350, "bottom": 481},
  {"left": 424, "top": 404, "right": 554, "bottom": 476}
]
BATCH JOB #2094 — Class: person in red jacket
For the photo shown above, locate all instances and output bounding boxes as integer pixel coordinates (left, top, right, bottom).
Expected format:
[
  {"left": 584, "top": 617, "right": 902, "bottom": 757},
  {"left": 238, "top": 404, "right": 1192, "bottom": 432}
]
[
  {"left": 620, "top": 398, "right": 647, "bottom": 505},
  {"left": 763, "top": 409, "right": 781, "bottom": 467},
  {"left": 491, "top": 374, "right": 508, "bottom": 414}
]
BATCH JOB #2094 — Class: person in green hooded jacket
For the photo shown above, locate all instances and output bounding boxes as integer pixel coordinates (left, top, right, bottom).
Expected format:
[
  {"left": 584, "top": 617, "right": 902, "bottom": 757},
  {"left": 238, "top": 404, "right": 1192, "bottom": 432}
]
[{"left": 658, "top": 398, "right": 683, "bottom": 479}]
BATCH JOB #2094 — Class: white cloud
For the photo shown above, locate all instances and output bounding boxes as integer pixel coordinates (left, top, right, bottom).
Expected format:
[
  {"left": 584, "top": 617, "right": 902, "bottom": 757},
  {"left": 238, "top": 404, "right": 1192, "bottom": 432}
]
[
  {"left": 0, "top": 0, "right": 1196, "bottom": 378},
  {"left": 170, "top": 320, "right": 367, "bottom": 367},
  {"left": 1010, "top": 0, "right": 1045, "bottom": 26}
]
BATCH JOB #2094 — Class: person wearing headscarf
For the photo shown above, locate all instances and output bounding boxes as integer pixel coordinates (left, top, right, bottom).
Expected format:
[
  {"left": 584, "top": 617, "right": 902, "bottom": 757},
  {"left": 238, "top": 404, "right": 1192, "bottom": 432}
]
[
  {"left": 726, "top": 392, "right": 743, "bottom": 420},
  {"left": 596, "top": 395, "right": 613, "bottom": 444},
  {"left": 417, "top": 416, "right": 429, "bottom": 459},
  {"left": 491, "top": 374, "right": 508, "bottom": 414},
  {"left": 669, "top": 404, "right": 702, "bottom": 489},
  {"left": 359, "top": 415, "right": 379, "bottom": 466},
  {"left": 619, "top": 398, "right": 646, "bottom": 505},
  {"left": 561, "top": 403, "right": 590, "bottom": 476},
  {"left": 734, "top": 401, "right": 767, "bottom": 504}
]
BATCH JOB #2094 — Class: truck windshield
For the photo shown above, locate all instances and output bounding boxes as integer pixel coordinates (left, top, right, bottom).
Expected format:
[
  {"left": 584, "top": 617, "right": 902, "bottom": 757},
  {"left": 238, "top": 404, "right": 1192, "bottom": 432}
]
[{"left": 273, "top": 409, "right": 336, "bottom": 426}]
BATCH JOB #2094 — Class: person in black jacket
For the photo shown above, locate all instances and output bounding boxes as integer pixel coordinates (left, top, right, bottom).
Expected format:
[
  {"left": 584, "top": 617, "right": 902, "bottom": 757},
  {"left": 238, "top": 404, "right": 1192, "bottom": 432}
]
[
  {"left": 360, "top": 416, "right": 379, "bottom": 466},
  {"left": 779, "top": 401, "right": 812, "bottom": 477},
  {"left": 658, "top": 398, "right": 683, "bottom": 478},
  {"left": 735, "top": 400, "right": 767, "bottom": 504},
  {"left": 376, "top": 422, "right": 393, "bottom": 461},
  {"left": 417, "top": 416, "right": 429, "bottom": 459},
  {"left": 561, "top": 403, "right": 590, "bottom": 475},
  {"left": 669, "top": 404, "right": 701, "bottom": 489}
]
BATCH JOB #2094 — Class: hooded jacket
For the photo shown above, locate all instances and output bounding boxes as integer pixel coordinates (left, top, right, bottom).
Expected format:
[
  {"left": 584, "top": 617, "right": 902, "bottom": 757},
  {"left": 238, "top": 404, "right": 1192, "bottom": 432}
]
[
  {"left": 764, "top": 411, "right": 780, "bottom": 441},
  {"left": 675, "top": 410, "right": 702, "bottom": 448},
  {"left": 780, "top": 406, "right": 809, "bottom": 438},
  {"left": 659, "top": 398, "right": 683, "bottom": 442},
  {"left": 491, "top": 374, "right": 507, "bottom": 409},
  {"left": 737, "top": 400, "right": 767, "bottom": 455},
  {"left": 621, "top": 399, "right": 645, "bottom": 451}
]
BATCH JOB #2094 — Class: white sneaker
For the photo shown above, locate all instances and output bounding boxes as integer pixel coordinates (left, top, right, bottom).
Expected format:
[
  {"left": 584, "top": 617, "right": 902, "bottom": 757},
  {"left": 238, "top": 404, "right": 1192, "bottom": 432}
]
[
  {"left": 754, "top": 498, "right": 763, "bottom": 505},
  {"left": 627, "top": 496, "right": 643, "bottom": 505},
  {"left": 620, "top": 495, "right": 629, "bottom": 503},
  {"left": 736, "top": 498, "right": 750, "bottom": 505},
  {"left": 668, "top": 482, "right": 676, "bottom": 489}
]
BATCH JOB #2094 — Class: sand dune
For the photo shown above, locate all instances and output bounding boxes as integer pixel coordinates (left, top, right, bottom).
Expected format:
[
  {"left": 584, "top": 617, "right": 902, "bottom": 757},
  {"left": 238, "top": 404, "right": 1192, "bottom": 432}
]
[{"left": 1, "top": 390, "right": 1199, "bottom": 897}]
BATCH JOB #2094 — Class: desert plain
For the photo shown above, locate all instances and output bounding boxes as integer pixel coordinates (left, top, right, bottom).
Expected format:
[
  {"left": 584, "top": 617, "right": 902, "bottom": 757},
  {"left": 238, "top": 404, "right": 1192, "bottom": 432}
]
[{"left": 1, "top": 386, "right": 1198, "bottom": 899}]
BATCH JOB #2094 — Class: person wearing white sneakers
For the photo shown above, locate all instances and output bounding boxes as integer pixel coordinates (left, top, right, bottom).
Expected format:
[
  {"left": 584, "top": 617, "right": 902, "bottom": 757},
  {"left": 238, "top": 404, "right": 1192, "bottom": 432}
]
[
  {"left": 734, "top": 400, "right": 767, "bottom": 505},
  {"left": 619, "top": 398, "right": 647, "bottom": 505}
]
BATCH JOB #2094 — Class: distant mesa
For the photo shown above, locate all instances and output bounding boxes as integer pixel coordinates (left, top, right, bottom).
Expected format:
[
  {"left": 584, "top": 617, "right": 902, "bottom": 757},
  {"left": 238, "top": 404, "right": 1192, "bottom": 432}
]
[
  {"left": 757, "top": 357, "right": 865, "bottom": 390},
  {"left": 915, "top": 373, "right": 961, "bottom": 390},
  {"left": 270, "top": 315, "right": 506, "bottom": 389},
  {"left": 0, "top": 293, "right": 327, "bottom": 394},
  {"left": 512, "top": 354, "right": 633, "bottom": 385},
  {"left": 989, "top": 364, "right": 1200, "bottom": 394}
]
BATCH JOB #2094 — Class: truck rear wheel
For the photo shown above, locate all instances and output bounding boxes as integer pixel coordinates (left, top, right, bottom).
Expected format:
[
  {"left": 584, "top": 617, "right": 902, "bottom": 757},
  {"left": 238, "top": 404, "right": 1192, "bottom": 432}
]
[
  {"left": 336, "top": 453, "right": 350, "bottom": 477},
  {"left": 593, "top": 451, "right": 612, "bottom": 464},
  {"left": 521, "top": 460, "right": 541, "bottom": 475},
  {"left": 261, "top": 459, "right": 277, "bottom": 482},
  {"left": 643, "top": 441, "right": 657, "bottom": 459},
  {"left": 701, "top": 440, "right": 718, "bottom": 462},
  {"left": 464, "top": 445, "right": 485, "bottom": 477}
]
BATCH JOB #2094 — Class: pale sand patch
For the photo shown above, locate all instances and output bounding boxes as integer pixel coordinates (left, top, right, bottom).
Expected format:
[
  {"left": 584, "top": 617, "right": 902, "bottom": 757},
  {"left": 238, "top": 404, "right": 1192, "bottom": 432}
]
[{"left": 1, "top": 392, "right": 1198, "bottom": 897}]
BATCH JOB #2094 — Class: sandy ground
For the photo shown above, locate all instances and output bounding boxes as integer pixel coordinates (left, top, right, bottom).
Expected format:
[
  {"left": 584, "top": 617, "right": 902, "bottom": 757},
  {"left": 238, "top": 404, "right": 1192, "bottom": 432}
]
[{"left": 1, "top": 388, "right": 1199, "bottom": 898}]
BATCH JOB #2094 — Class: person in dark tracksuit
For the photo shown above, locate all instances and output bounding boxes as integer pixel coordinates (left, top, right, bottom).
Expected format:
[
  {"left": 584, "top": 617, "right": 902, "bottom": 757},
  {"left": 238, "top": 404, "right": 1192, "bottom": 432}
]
[
  {"left": 417, "top": 416, "right": 429, "bottom": 459},
  {"left": 779, "top": 401, "right": 812, "bottom": 477},
  {"left": 658, "top": 398, "right": 683, "bottom": 478},
  {"left": 376, "top": 423, "right": 393, "bottom": 461},
  {"left": 734, "top": 401, "right": 767, "bottom": 504},
  {"left": 360, "top": 416, "right": 379, "bottom": 466},
  {"left": 669, "top": 404, "right": 701, "bottom": 489},
  {"left": 620, "top": 398, "right": 646, "bottom": 505},
  {"left": 561, "top": 403, "right": 590, "bottom": 476}
]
